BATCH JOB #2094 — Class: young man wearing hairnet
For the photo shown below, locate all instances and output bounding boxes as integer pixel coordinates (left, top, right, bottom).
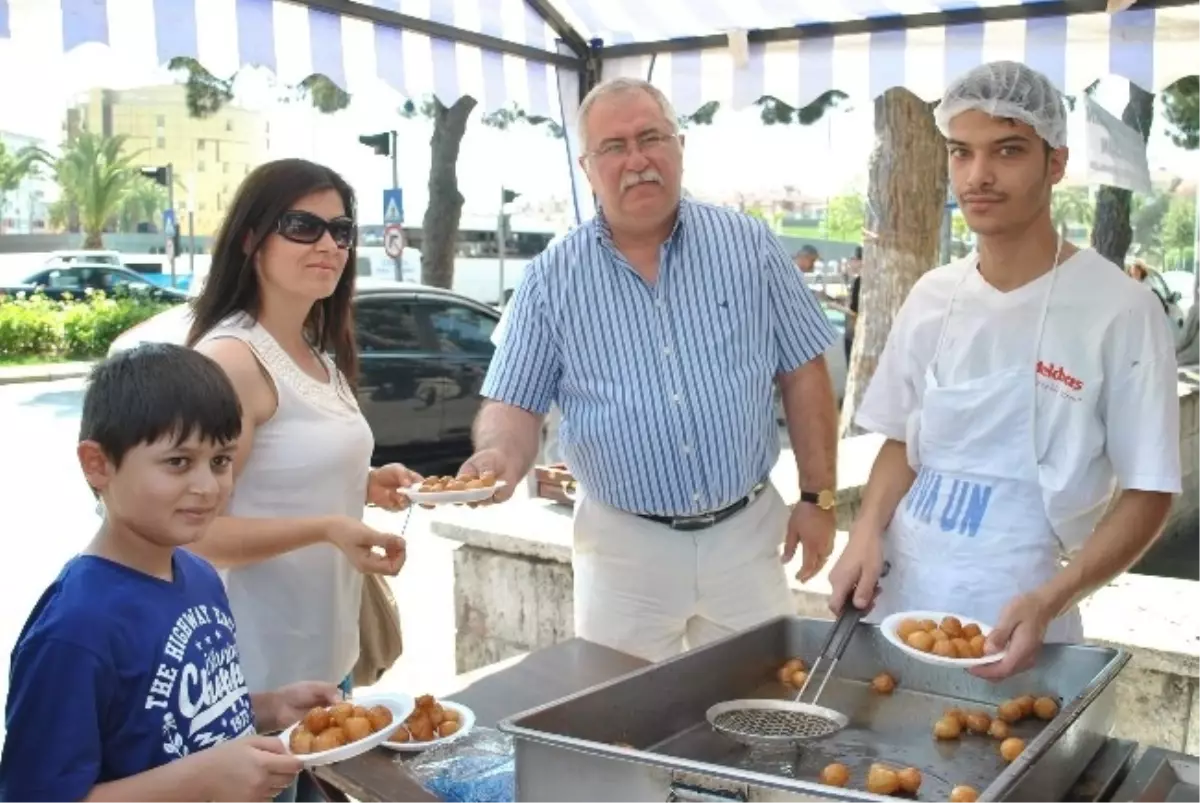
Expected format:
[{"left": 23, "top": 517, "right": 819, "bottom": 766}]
[{"left": 827, "top": 62, "right": 1181, "bottom": 681}]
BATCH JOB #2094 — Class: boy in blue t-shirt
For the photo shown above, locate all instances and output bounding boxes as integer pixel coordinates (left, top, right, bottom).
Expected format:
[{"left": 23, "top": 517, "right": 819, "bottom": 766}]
[{"left": 0, "top": 344, "right": 341, "bottom": 802}]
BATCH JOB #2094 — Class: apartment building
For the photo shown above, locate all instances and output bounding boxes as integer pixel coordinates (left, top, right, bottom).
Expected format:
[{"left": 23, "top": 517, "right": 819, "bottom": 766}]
[{"left": 65, "top": 86, "right": 267, "bottom": 236}]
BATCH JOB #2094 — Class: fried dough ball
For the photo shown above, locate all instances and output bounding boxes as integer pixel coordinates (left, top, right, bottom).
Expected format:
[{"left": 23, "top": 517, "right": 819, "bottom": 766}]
[
  {"left": 961, "top": 623, "right": 983, "bottom": 640},
  {"left": 367, "top": 705, "right": 393, "bottom": 732},
  {"left": 897, "top": 767, "right": 923, "bottom": 795},
  {"left": 777, "top": 658, "right": 804, "bottom": 683},
  {"left": 290, "top": 728, "right": 315, "bottom": 754},
  {"left": 930, "top": 628, "right": 951, "bottom": 643},
  {"left": 820, "top": 763, "right": 850, "bottom": 787},
  {"left": 932, "top": 639, "right": 957, "bottom": 658},
  {"left": 480, "top": 471, "right": 497, "bottom": 487},
  {"left": 866, "top": 765, "right": 900, "bottom": 796},
  {"left": 438, "top": 720, "right": 461, "bottom": 739},
  {"left": 940, "top": 616, "right": 964, "bottom": 638},
  {"left": 442, "top": 708, "right": 462, "bottom": 724},
  {"left": 447, "top": 479, "right": 467, "bottom": 492},
  {"left": 871, "top": 672, "right": 896, "bottom": 694},
  {"left": 968, "top": 635, "right": 987, "bottom": 658},
  {"left": 988, "top": 719, "right": 1011, "bottom": 740},
  {"left": 919, "top": 619, "right": 938, "bottom": 632},
  {"left": 1014, "top": 695, "right": 1036, "bottom": 718},
  {"left": 1000, "top": 737, "right": 1026, "bottom": 762},
  {"left": 951, "top": 637, "right": 973, "bottom": 659},
  {"left": 791, "top": 670, "right": 809, "bottom": 687},
  {"left": 896, "top": 618, "right": 923, "bottom": 640},
  {"left": 351, "top": 705, "right": 371, "bottom": 719},
  {"left": 409, "top": 720, "right": 436, "bottom": 742},
  {"left": 950, "top": 785, "right": 979, "bottom": 802},
  {"left": 907, "top": 630, "right": 935, "bottom": 652},
  {"left": 313, "top": 727, "right": 347, "bottom": 752},
  {"left": 389, "top": 726, "right": 411, "bottom": 743},
  {"left": 329, "top": 703, "right": 354, "bottom": 728},
  {"left": 303, "top": 707, "right": 331, "bottom": 735},
  {"left": 1034, "top": 697, "right": 1059, "bottom": 720},
  {"left": 965, "top": 711, "right": 992, "bottom": 734},
  {"left": 415, "top": 694, "right": 436, "bottom": 710},
  {"left": 464, "top": 478, "right": 484, "bottom": 490},
  {"left": 944, "top": 708, "right": 968, "bottom": 727},
  {"left": 343, "top": 716, "right": 373, "bottom": 743},
  {"left": 997, "top": 700, "right": 1024, "bottom": 723},
  {"left": 427, "top": 706, "right": 446, "bottom": 728},
  {"left": 934, "top": 715, "right": 963, "bottom": 740}
]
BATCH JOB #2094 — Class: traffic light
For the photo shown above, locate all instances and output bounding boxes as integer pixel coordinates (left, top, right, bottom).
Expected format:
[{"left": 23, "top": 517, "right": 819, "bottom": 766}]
[
  {"left": 358, "top": 132, "right": 391, "bottom": 156},
  {"left": 142, "top": 165, "right": 171, "bottom": 186},
  {"left": 502, "top": 188, "right": 520, "bottom": 204}
]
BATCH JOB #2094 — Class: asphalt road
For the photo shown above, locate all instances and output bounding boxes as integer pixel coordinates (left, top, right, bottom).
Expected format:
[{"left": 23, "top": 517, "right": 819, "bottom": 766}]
[{"left": 0, "top": 377, "right": 472, "bottom": 748}]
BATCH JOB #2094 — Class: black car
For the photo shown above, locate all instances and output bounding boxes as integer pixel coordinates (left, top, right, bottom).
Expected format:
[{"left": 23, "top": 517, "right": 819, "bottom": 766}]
[
  {"left": 14, "top": 262, "right": 189, "bottom": 303},
  {"left": 108, "top": 280, "right": 500, "bottom": 474}
]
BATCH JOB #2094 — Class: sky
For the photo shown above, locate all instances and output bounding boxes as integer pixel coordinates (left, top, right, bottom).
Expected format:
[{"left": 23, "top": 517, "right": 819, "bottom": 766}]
[{"left": 0, "top": 40, "right": 1194, "bottom": 227}]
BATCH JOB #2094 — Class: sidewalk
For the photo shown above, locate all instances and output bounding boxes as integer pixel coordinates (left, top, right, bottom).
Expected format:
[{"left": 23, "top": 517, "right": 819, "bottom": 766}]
[{"left": 0, "top": 361, "right": 94, "bottom": 385}]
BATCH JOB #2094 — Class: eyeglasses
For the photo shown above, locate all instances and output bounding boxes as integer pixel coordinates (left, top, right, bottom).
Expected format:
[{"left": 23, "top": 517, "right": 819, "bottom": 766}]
[
  {"left": 586, "top": 130, "right": 678, "bottom": 162},
  {"left": 276, "top": 211, "right": 356, "bottom": 249}
]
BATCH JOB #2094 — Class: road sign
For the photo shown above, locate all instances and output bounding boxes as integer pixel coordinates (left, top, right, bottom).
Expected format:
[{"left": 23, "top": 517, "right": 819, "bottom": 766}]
[
  {"left": 383, "top": 189, "right": 404, "bottom": 224},
  {"left": 162, "top": 209, "right": 176, "bottom": 236},
  {"left": 384, "top": 224, "right": 405, "bottom": 258}
]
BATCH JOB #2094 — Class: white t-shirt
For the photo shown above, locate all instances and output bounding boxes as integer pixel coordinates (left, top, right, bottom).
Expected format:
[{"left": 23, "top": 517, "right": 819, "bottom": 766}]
[{"left": 857, "top": 248, "right": 1182, "bottom": 549}]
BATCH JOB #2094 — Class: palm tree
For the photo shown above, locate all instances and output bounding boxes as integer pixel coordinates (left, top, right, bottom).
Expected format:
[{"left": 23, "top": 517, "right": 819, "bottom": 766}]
[
  {"left": 0, "top": 141, "right": 50, "bottom": 233},
  {"left": 117, "top": 177, "right": 168, "bottom": 232},
  {"left": 53, "top": 132, "right": 144, "bottom": 247}
]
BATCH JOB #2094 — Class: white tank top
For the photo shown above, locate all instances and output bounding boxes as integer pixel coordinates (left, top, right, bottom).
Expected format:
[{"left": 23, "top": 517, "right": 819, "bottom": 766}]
[{"left": 199, "top": 313, "right": 374, "bottom": 692}]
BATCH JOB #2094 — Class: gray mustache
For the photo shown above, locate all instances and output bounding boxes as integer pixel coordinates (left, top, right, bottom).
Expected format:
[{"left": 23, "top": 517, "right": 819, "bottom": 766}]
[{"left": 621, "top": 169, "right": 663, "bottom": 192}]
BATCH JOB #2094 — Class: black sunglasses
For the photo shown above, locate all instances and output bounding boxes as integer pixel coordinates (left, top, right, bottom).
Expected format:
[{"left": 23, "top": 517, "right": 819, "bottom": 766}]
[{"left": 276, "top": 211, "right": 356, "bottom": 249}]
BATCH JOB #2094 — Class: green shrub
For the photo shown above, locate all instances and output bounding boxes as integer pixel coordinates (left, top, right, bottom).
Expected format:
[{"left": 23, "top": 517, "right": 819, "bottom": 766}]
[{"left": 0, "top": 290, "right": 175, "bottom": 361}]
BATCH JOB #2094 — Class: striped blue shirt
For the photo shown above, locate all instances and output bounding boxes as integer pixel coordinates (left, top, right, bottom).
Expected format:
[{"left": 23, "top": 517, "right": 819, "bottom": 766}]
[{"left": 482, "top": 199, "right": 835, "bottom": 516}]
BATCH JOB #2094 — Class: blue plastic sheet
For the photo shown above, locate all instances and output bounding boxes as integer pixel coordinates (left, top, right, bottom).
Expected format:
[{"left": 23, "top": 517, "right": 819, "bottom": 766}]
[{"left": 406, "top": 727, "right": 516, "bottom": 803}]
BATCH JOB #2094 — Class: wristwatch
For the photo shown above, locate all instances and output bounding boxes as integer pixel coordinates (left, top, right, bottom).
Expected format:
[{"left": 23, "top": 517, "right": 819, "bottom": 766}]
[{"left": 799, "top": 488, "right": 837, "bottom": 511}]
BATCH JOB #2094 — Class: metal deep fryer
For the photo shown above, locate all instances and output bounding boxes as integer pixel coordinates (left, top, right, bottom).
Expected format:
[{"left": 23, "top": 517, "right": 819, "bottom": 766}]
[{"left": 498, "top": 615, "right": 1129, "bottom": 802}]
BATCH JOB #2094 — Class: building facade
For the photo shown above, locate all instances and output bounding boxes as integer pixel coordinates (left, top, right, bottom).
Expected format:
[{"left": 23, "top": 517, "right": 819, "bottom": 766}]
[{"left": 65, "top": 86, "right": 267, "bottom": 237}]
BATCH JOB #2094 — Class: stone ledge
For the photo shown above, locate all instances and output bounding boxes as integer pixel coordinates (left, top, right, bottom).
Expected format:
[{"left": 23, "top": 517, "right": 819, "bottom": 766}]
[{"left": 432, "top": 502, "right": 1200, "bottom": 681}]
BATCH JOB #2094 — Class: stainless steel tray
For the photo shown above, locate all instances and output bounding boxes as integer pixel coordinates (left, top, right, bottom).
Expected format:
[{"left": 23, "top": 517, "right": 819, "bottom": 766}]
[
  {"left": 1110, "top": 747, "right": 1199, "bottom": 802},
  {"left": 500, "top": 616, "right": 1129, "bottom": 802}
]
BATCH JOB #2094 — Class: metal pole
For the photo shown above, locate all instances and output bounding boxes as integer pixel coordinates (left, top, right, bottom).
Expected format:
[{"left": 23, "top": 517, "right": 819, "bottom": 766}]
[
  {"left": 390, "top": 130, "right": 402, "bottom": 282},
  {"left": 497, "top": 187, "right": 506, "bottom": 306},
  {"left": 188, "top": 210, "right": 195, "bottom": 277},
  {"left": 167, "top": 163, "right": 176, "bottom": 287}
]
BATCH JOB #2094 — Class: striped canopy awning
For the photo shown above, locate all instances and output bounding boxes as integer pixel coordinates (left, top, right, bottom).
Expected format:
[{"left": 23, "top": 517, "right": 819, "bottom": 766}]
[{"left": 0, "top": 0, "right": 1195, "bottom": 119}]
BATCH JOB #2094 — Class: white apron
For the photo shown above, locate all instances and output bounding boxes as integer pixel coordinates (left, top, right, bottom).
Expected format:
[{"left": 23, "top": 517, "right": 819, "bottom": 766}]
[{"left": 871, "top": 242, "right": 1083, "bottom": 644}]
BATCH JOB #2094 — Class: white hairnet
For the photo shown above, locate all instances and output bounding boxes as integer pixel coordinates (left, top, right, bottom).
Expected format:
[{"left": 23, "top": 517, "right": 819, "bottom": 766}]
[{"left": 935, "top": 61, "right": 1068, "bottom": 148}]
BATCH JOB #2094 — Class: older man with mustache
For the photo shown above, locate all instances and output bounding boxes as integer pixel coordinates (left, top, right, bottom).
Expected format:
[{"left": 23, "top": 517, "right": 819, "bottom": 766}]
[{"left": 457, "top": 77, "right": 839, "bottom": 662}]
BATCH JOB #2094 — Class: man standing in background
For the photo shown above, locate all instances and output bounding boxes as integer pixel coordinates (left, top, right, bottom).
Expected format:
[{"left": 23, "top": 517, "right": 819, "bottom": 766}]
[{"left": 794, "top": 244, "right": 820, "bottom": 274}]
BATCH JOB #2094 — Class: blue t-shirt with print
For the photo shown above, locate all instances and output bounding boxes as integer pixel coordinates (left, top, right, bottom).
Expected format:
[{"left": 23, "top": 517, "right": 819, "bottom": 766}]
[{"left": 0, "top": 550, "right": 256, "bottom": 802}]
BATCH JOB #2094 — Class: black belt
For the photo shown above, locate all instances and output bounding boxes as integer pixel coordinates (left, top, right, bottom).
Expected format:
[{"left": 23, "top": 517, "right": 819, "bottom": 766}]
[{"left": 635, "top": 480, "right": 769, "bottom": 532}]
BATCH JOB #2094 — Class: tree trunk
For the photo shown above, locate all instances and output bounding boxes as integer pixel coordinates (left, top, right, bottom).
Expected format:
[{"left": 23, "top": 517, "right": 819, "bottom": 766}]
[
  {"left": 839, "top": 88, "right": 948, "bottom": 437},
  {"left": 421, "top": 97, "right": 476, "bottom": 288},
  {"left": 83, "top": 228, "right": 104, "bottom": 249},
  {"left": 1090, "top": 83, "right": 1155, "bottom": 268}
]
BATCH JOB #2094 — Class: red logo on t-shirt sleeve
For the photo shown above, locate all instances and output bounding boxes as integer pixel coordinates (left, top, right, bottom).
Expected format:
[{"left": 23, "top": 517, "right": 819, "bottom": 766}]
[{"left": 1036, "top": 360, "right": 1084, "bottom": 391}]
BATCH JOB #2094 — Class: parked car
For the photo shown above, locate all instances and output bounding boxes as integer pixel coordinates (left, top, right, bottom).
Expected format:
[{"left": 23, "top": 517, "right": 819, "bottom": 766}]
[
  {"left": 43, "top": 249, "right": 125, "bottom": 267},
  {"left": 11, "top": 262, "right": 189, "bottom": 303},
  {"left": 107, "top": 279, "right": 500, "bottom": 474},
  {"left": 1141, "top": 267, "right": 1190, "bottom": 351}
]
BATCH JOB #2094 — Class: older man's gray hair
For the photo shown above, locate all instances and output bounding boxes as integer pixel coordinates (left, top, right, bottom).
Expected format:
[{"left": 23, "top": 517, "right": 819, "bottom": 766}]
[{"left": 576, "top": 77, "right": 680, "bottom": 151}]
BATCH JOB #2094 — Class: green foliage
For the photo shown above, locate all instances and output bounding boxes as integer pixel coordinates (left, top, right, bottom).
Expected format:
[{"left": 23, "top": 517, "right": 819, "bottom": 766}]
[
  {"left": 1162, "top": 195, "right": 1196, "bottom": 255},
  {"left": 0, "top": 291, "right": 174, "bottom": 359},
  {"left": 677, "top": 91, "right": 848, "bottom": 128},
  {"left": 823, "top": 192, "right": 866, "bottom": 242},
  {"left": 169, "top": 57, "right": 235, "bottom": 118},
  {"left": 1160, "top": 75, "right": 1198, "bottom": 151},
  {"left": 52, "top": 132, "right": 146, "bottom": 247}
]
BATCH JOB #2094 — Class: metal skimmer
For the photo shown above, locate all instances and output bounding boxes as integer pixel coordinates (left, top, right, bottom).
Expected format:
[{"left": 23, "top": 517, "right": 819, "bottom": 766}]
[{"left": 706, "top": 561, "right": 891, "bottom": 750}]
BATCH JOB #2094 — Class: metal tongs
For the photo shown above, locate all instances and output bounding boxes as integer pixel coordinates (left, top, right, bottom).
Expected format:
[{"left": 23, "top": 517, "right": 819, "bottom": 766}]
[
  {"left": 794, "top": 560, "right": 892, "bottom": 709},
  {"left": 705, "top": 560, "right": 890, "bottom": 750}
]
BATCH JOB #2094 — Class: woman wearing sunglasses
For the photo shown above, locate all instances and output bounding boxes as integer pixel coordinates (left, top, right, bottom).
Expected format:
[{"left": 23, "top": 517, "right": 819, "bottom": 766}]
[{"left": 185, "top": 159, "right": 418, "bottom": 801}]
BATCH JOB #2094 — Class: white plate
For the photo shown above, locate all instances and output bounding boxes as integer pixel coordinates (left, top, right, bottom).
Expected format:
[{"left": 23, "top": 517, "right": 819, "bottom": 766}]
[
  {"left": 879, "top": 610, "right": 1007, "bottom": 668},
  {"left": 380, "top": 700, "right": 476, "bottom": 752},
  {"left": 399, "top": 481, "right": 507, "bottom": 505},
  {"left": 278, "top": 693, "right": 415, "bottom": 768}
]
